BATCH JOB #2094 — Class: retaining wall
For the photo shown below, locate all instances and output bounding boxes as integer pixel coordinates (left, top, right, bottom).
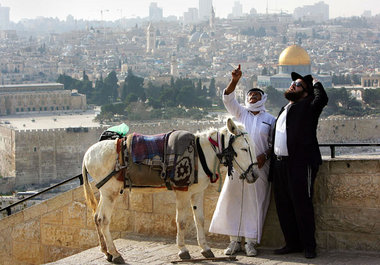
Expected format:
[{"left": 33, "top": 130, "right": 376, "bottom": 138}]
[{"left": 0, "top": 157, "right": 379, "bottom": 264}]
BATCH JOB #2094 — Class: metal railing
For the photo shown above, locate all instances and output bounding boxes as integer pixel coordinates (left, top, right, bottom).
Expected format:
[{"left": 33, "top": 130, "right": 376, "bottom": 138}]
[
  {"left": 319, "top": 143, "right": 380, "bottom": 158},
  {"left": 0, "top": 174, "right": 83, "bottom": 217},
  {"left": 1, "top": 142, "right": 379, "bottom": 217}
]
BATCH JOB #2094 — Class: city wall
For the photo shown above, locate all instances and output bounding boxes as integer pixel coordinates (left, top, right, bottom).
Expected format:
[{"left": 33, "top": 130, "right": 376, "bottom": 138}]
[
  {"left": 0, "top": 125, "right": 15, "bottom": 182},
  {"left": 13, "top": 127, "right": 105, "bottom": 189},
  {"left": 0, "top": 157, "right": 379, "bottom": 264}
]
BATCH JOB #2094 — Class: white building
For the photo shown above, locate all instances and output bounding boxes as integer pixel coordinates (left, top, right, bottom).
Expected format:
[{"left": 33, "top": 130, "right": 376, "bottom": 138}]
[
  {"left": 199, "top": 0, "right": 212, "bottom": 21},
  {"left": 231, "top": 1, "right": 243, "bottom": 18},
  {"left": 149, "top": 2, "right": 163, "bottom": 21},
  {"left": 0, "top": 4, "right": 10, "bottom": 29},
  {"left": 146, "top": 23, "right": 156, "bottom": 54},
  {"left": 184, "top": 8, "right": 199, "bottom": 24},
  {"left": 293, "top": 1, "right": 329, "bottom": 23}
]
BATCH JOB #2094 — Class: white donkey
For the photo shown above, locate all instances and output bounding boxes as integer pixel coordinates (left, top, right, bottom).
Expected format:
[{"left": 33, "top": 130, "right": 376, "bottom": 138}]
[{"left": 82, "top": 118, "right": 257, "bottom": 264}]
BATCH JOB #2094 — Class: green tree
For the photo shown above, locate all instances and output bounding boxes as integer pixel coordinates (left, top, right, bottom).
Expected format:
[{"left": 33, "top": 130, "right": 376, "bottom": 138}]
[
  {"left": 208, "top": 78, "right": 216, "bottom": 98},
  {"left": 104, "top": 71, "right": 119, "bottom": 102},
  {"left": 363, "top": 88, "right": 380, "bottom": 108},
  {"left": 122, "top": 69, "right": 145, "bottom": 101},
  {"left": 265, "top": 86, "right": 287, "bottom": 114}
]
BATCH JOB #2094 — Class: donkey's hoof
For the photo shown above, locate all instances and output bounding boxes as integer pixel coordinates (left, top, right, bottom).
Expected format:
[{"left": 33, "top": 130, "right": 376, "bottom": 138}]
[
  {"left": 178, "top": 250, "right": 191, "bottom": 260},
  {"left": 201, "top": 249, "right": 215, "bottom": 258},
  {"left": 106, "top": 253, "right": 113, "bottom": 262},
  {"left": 113, "top": 255, "right": 125, "bottom": 264}
]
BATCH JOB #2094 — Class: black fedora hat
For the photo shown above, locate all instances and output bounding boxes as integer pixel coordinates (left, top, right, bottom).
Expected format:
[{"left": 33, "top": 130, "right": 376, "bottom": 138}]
[{"left": 291, "top": 72, "right": 313, "bottom": 93}]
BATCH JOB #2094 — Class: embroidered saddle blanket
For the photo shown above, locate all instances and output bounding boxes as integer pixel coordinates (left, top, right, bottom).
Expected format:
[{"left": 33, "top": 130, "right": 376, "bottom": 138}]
[{"left": 126, "top": 130, "right": 197, "bottom": 190}]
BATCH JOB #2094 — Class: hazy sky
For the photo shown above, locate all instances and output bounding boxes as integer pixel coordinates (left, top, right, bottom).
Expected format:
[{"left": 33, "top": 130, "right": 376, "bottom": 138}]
[{"left": 1, "top": 0, "right": 379, "bottom": 22}]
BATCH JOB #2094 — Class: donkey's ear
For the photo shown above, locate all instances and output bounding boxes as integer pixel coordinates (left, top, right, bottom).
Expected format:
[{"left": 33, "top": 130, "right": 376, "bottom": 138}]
[{"left": 227, "top": 118, "right": 240, "bottom": 135}]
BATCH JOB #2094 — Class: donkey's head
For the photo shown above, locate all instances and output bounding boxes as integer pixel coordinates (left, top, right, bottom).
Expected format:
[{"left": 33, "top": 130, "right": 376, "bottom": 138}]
[{"left": 223, "top": 118, "right": 258, "bottom": 183}]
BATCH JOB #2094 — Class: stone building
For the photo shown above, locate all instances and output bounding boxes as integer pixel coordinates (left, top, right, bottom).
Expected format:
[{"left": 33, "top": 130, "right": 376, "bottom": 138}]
[
  {"left": 146, "top": 23, "right": 156, "bottom": 54},
  {"left": 0, "top": 83, "right": 86, "bottom": 116},
  {"left": 361, "top": 73, "right": 380, "bottom": 87}
]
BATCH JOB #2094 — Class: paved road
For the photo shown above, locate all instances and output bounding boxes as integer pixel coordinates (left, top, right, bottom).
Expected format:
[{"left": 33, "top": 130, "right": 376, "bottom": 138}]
[{"left": 47, "top": 235, "right": 380, "bottom": 265}]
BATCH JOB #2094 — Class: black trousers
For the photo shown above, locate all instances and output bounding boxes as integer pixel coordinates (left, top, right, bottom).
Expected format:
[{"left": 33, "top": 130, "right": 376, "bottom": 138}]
[{"left": 273, "top": 158, "right": 318, "bottom": 251}]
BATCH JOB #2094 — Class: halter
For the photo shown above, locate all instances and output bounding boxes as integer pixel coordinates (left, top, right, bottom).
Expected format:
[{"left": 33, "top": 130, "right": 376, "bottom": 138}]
[{"left": 209, "top": 131, "right": 258, "bottom": 182}]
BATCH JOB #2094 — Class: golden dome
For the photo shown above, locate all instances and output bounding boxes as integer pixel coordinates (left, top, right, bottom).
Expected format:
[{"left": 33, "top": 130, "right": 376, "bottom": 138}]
[{"left": 278, "top": 45, "right": 310, "bottom": 65}]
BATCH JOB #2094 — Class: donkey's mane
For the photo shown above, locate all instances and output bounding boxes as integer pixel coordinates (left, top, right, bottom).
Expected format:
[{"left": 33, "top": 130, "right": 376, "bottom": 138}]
[{"left": 194, "top": 121, "right": 246, "bottom": 138}]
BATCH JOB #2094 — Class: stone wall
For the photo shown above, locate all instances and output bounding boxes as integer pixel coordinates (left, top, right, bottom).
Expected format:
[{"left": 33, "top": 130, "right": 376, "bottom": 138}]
[
  {"left": 0, "top": 157, "right": 379, "bottom": 265},
  {"left": 0, "top": 126, "right": 15, "bottom": 179},
  {"left": 13, "top": 127, "right": 104, "bottom": 189},
  {"left": 317, "top": 116, "right": 380, "bottom": 142}
]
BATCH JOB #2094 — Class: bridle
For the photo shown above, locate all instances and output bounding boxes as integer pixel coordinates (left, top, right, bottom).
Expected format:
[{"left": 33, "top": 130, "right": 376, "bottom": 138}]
[{"left": 209, "top": 131, "right": 258, "bottom": 182}]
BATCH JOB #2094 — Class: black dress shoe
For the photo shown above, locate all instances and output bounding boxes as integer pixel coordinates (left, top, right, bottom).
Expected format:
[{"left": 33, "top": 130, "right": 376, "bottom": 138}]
[
  {"left": 304, "top": 248, "right": 316, "bottom": 258},
  {"left": 274, "top": 246, "right": 303, "bottom": 255}
]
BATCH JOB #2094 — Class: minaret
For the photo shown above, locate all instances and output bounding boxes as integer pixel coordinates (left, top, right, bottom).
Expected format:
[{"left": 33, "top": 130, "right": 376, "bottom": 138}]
[
  {"left": 170, "top": 53, "right": 178, "bottom": 77},
  {"left": 210, "top": 5, "right": 215, "bottom": 30},
  {"left": 146, "top": 23, "right": 156, "bottom": 54}
]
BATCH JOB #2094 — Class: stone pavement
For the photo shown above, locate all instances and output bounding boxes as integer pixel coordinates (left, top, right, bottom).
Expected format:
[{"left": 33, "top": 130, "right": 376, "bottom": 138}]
[{"left": 46, "top": 235, "right": 380, "bottom": 265}]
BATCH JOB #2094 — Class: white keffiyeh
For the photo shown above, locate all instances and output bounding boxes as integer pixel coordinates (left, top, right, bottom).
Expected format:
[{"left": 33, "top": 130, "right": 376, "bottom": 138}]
[{"left": 245, "top": 93, "right": 267, "bottom": 112}]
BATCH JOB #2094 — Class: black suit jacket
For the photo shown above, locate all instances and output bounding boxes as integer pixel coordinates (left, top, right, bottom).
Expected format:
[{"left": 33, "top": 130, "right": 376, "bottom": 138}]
[{"left": 269, "top": 82, "right": 328, "bottom": 181}]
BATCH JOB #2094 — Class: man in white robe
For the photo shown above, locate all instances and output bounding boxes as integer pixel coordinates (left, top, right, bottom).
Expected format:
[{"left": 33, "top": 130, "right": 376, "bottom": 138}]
[{"left": 209, "top": 65, "right": 275, "bottom": 256}]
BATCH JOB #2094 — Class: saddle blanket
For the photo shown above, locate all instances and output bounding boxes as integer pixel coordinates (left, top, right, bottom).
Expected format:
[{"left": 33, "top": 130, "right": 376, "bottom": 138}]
[
  {"left": 128, "top": 130, "right": 197, "bottom": 189},
  {"left": 131, "top": 132, "right": 167, "bottom": 163}
]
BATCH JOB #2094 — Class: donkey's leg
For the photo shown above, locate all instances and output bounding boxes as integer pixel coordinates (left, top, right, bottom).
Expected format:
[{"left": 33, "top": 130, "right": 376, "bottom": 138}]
[
  {"left": 190, "top": 191, "right": 215, "bottom": 258},
  {"left": 96, "top": 191, "right": 125, "bottom": 264},
  {"left": 175, "top": 191, "right": 191, "bottom": 259},
  {"left": 94, "top": 199, "right": 113, "bottom": 262}
]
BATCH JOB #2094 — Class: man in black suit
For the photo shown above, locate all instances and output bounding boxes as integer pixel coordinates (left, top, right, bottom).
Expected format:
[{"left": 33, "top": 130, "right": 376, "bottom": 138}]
[{"left": 270, "top": 72, "right": 328, "bottom": 259}]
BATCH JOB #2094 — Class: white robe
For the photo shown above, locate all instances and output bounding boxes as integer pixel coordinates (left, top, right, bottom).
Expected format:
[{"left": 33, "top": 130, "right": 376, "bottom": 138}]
[{"left": 209, "top": 91, "right": 276, "bottom": 243}]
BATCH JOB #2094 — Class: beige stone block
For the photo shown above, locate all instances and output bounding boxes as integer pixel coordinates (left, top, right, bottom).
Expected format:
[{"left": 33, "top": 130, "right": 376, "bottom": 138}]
[
  {"left": 0, "top": 228, "right": 12, "bottom": 257},
  {"left": 314, "top": 173, "right": 327, "bottom": 206},
  {"left": 12, "top": 241, "right": 42, "bottom": 265},
  {"left": 130, "top": 193, "right": 153, "bottom": 213},
  {"left": 204, "top": 186, "right": 220, "bottom": 221},
  {"left": 0, "top": 255, "right": 23, "bottom": 265},
  {"left": 114, "top": 191, "right": 129, "bottom": 210},
  {"left": 12, "top": 219, "right": 40, "bottom": 242},
  {"left": 326, "top": 174, "right": 379, "bottom": 207},
  {"left": 42, "top": 245, "right": 81, "bottom": 264},
  {"left": 316, "top": 207, "right": 380, "bottom": 234},
  {"left": 327, "top": 232, "right": 380, "bottom": 252},
  {"left": 135, "top": 212, "right": 176, "bottom": 237},
  {"left": 318, "top": 161, "right": 329, "bottom": 176},
  {"left": 62, "top": 201, "right": 87, "bottom": 227},
  {"left": 72, "top": 186, "right": 86, "bottom": 202},
  {"left": 41, "top": 223, "right": 80, "bottom": 248},
  {"left": 41, "top": 209, "right": 63, "bottom": 225},
  {"left": 77, "top": 228, "right": 99, "bottom": 249},
  {"left": 86, "top": 207, "right": 96, "bottom": 228},
  {"left": 110, "top": 208, "right": 134, "bottom": 232},
  {"left": 260, "top": 226, "right": 284, "bottom": 247},
  {"left": 152, "top": 191, "right": 176, "bottom": 215},
  {"left": 23, "top": 202, "right": 48, "bottom": 221},
  {"left": 316, "top": 231, "right": 328, "bottom": 250},
  {"left": 0, "top": 211, "right": 23, "bottom": 231},
  {"left": 46, "top": 191, "right": 73, "bottom": 212},
  {"left": 263, "top": 208, "right": 281, "bottom": 227},
  {"left": 206, "top": 232, "right": 229, "bottom": 243},
  {"left": 329, "top": 160, "right": 379, "bottom": 174}
]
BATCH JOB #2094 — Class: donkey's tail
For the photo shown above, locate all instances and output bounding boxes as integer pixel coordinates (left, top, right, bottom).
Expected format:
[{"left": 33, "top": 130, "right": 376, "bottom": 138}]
[{"left": 82, "top": 159, "right": 98, "bottom": 213}]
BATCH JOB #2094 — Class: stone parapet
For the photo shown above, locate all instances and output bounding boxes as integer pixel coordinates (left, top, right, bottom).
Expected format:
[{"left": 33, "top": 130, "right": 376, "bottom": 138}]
[{"left": 0, "top": 157, "right": 379, "bottom": 264}]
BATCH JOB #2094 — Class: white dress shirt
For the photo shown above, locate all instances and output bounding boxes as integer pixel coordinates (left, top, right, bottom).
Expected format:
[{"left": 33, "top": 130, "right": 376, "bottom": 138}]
[{"left": 274, "top": 103, "right": 292, "bottom": 156}]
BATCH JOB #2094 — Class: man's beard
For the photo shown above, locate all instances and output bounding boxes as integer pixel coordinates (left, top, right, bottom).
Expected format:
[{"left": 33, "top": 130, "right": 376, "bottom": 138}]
[{"left": 284, "top": 90, "right": 304, "bottom": 102}]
